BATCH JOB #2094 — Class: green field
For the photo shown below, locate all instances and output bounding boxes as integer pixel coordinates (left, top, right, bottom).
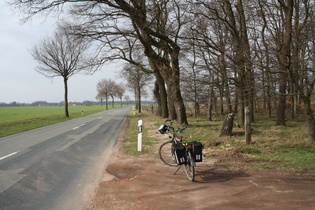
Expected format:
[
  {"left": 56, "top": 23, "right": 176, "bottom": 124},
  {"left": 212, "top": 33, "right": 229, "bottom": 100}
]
[{"left": 0, "top": 105, "right": 119, "bottom": 137}]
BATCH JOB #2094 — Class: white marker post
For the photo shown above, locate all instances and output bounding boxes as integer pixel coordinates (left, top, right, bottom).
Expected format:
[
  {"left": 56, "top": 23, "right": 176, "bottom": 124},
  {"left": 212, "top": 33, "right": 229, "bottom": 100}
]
[{"left": 138, "top": 120, "right": 142, "bottom": 152}]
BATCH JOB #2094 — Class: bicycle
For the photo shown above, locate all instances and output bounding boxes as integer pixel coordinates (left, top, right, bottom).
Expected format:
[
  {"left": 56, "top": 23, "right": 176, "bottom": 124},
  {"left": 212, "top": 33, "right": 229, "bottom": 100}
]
[{"left": 158, "top": 120, "right": 200, "bottom": 181}]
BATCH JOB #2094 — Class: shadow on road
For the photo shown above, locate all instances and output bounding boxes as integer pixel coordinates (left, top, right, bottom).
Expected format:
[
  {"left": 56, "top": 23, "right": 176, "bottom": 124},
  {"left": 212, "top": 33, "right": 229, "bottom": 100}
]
[{"left": 194, "top": 165, "right": 250, "bottom": 183}]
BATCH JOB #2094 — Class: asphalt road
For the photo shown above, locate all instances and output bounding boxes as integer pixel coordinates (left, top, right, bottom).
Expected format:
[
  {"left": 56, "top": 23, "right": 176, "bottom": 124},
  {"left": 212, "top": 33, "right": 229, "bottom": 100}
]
[{"left": 0, "top": 107, "right": 130, "bottom": 210}]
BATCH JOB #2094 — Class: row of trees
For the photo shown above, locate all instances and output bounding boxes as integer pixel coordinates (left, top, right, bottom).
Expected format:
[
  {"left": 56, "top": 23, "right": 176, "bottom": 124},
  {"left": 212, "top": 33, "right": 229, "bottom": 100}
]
[
  {"left": 96, "top": 63, "right": 153, "bottom": 112},
  {"left": 120, "top": 64, "right": 154, "bottom": 113},
  {"left": 178, "top": 0, "right": 315, "bottom": 143},
  {"left": 11, "top": 0, "right": 314, "bottom": 145},
  {"left": 96, "top": 79, "right": 125, "bottom": 109}
]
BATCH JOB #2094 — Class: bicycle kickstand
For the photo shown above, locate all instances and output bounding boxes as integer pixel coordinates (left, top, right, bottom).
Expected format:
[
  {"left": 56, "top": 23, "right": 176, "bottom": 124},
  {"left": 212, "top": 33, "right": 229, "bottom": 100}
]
[{"left": 173, "top": 165, "right": 182, "bottom": 175}]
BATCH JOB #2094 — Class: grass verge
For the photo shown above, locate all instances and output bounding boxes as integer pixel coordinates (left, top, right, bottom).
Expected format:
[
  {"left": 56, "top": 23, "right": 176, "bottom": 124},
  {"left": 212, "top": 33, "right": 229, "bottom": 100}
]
[
  {"left": 124, "top": 110, "right": 315, "bottom": 173},
  {"left": 122, "top": 111, "right": 159, "bottom": 156}
]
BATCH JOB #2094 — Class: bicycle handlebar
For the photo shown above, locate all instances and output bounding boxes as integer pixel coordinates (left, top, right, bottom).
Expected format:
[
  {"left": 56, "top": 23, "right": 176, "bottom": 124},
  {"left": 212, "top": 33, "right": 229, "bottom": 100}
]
[
  {"left": 163, "top": 120, "right": 186, "bottom": 137},
  {"left": 159, "top": 120, "right": 187, "bottom": 142}
]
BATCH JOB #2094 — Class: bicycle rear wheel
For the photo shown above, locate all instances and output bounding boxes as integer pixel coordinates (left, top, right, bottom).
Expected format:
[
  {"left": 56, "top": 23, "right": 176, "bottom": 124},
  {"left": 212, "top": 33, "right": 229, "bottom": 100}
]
[
  {"left": 159, "top": 140, "right": 178, "bottom": 167},
  {"left": 184, "top": 151, "right": 195, "bottom": 181}
]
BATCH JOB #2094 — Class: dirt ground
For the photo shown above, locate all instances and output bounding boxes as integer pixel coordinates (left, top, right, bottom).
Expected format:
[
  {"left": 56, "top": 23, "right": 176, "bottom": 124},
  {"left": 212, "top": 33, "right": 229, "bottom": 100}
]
[{"left": 89, "top": 120, "right": 315, "bottom": 210}]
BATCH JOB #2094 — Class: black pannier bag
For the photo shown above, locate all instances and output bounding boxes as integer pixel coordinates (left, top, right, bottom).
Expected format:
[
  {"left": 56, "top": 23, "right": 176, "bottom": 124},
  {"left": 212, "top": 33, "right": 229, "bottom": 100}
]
[
  {"left": 172, "top": 143, "right": 186, "bottom": 165},
  {"left": 159, "top": 124, "right": 168, "bottom": 134},
  {"left": 188, "top": 141, "right": 203, "bottom": 162}
]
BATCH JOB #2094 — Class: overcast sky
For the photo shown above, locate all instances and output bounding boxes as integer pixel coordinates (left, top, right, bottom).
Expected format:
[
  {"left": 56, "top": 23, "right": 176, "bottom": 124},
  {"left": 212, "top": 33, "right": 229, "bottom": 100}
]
[{"left": 0, "top": 2, "right": 124, "bottom": 104}]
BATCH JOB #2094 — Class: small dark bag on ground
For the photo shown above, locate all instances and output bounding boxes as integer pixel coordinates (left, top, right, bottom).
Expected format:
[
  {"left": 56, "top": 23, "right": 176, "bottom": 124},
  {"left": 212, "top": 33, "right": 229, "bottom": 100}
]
[
  {"left": 172, "top": 143, "right": 186, "bottom": 165},
  {"left": 188, "top": 141, "right": 203, "bottom": 162}
]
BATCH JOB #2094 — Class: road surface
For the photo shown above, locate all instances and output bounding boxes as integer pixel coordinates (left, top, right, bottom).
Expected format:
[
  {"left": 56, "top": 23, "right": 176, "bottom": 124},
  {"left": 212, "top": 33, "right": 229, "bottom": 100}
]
[{"left": 0, "top": 107, "right": 129, "bottom": 210}]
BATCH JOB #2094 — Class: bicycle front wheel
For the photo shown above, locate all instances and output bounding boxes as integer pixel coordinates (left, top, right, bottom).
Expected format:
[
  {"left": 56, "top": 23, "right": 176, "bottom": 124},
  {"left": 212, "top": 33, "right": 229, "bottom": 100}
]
[
  {"left": 159, "top": 141, "right": 178, "bottom": 167},
  {"left": 184, "top": 151, "right": 195, "bottom": 181}
]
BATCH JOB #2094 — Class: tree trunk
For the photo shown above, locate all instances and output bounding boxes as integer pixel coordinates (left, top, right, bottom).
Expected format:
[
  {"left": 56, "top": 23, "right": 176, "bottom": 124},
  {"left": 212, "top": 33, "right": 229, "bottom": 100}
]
[
  {"left": 221, "top": 53, "right": 233, "bottom": 113},
  {"left": 245, "top": 106, "right": 251, "bottom": 145},
  {"left": 276, "top": 0, "right": 294, "bottom": 126},
  {"left": 219, "top": 86, "right": 224, "bottom": 115},
  {"left": 137, "top": 85, "right": 141, "bottom": 113},
  {"left": 111, "top": 95, "right": 115, "bottom": 109},
  {"left": 172, "top": 78, "right": 187, "bottom": 125},
  {"left": 64, "top": 77, "right": 69, "bottom": 117},
  {"left": 305, "top": 105, "right": 315, "bottom": 146},
  {"left": 105, "top": 95, "right": 108, "bottom": 110},
  {"left": 260, "top": 1, "right": 273, "bottom": 118},
  {"left": 153, "top": 71, "right": 168, "bottom": 118},
  {"left": 153, "top": 80, "right": 162, "bottom": 116},
  {"left": 236, "top": 85, "right": 245, "bottom": 126},
  {"left": 276, "top": 76, "right": 287, "bottom": 126},
  {"left": 207, "top": 76, "right": 214, "bottom": 121},
  {"left": 158, "top": 64, "right": 187, "bottom": 124},
  {"left": 223, "top": 0, "right": 250, "bottom": 126},
  {"left": 220, "top": 113, "right": 234, "bottom": 136},
  {"left": 207, "top": 99, "right": 212, "bottom": 121},
  {"left": 167, "top": 85, "right": 177, "bottom": 120}
]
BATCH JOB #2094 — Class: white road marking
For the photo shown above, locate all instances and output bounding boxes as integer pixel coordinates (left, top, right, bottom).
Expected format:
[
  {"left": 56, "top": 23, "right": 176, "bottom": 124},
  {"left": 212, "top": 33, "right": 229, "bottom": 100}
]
[
  {"left": 0, "top": 151, "right": 19, "bottom": 161},
  {"left": 98, "top": 117, "right": 103, "bottom": 119},
  {"left": 72, "top": 124, "right": 85, "bottom": 130}
]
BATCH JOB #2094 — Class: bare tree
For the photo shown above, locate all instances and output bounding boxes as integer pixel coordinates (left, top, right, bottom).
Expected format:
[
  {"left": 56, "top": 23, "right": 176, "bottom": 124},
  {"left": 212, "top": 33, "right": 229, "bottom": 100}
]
[
  {"left": 11, "top": 0, "right": 189, "bottom": 124},
  {"left": 121, "top": 64, "right": 153, "bottom": 113},
  {"left": 287, "top": 0, "right": 315, "bottom": 145},
  {"left": 96, "top": 93, "right": 105, "bottom": 106},
  {"left": 124, "top": 95, "right": 130, "bottom": 105},
  {"left": 116, "top": 83, "right": 126, "bottom": 107},
  {"left": 188, "top": 0, "right": 254, "bottom": 125},
  {"left": 276, "top": 0, "right": 294, "bottom": 126},
  {"left": 96, "top": 78, "right": 117, "bottom": 110},
  {"left": 31, "top": 26, "right": 90, "bottom": 117},
  {"left": 11, "top": 0, "right": 315, "bottom": 146}
]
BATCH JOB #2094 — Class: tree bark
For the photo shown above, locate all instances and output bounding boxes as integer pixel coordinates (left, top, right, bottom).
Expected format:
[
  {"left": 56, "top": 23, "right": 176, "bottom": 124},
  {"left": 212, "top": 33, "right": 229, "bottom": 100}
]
[
  {"left": 167, "top": 85, "right": 177, "bottom": 121},
  {"left": 64, "top": 77, "right": 69, "bottom": 117},
  {"left": 276, "top": 76, "right": 288, "bottom": 126},
  {"left": 154, "top": 71, "right": 168, "bottom": 118},
  {"left": 245, "top": 106, "right": 251, "bottom": 145},
  {"left": 305, "top": 103, "right": 315, "bottom": 146},
  {"left": 153, "top": 80, "right": 162, "bottom": 116},
  {"left": 222, "top": 0, "right": 253, "bottom": 126},
  {"left": 137, "top": 85, "right": 141, "bottom": 113},
  {"left": 105, "top": 94, "right": 108, "bottom": 110},
  {"left": 111, "top": 95, "right": 115, "bottom": 109},
  {"left": 276, "top": 0, "right": 294, "bottom": 126},
  {"left": 220, "top": 113, "right": 234, "bottom": 136}
]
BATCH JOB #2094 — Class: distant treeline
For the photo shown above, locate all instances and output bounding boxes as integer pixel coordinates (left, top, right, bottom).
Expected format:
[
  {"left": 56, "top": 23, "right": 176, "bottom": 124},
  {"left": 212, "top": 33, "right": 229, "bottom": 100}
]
[{"left": 0, "top": 100, "right": 154, "bottom": 107}]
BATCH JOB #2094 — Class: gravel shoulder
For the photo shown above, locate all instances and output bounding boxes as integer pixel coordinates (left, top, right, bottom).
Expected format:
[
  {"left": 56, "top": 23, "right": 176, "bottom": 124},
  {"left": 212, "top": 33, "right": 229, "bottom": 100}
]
[{"left": 89, "top": 119, "right": 315, "bottom": 210}]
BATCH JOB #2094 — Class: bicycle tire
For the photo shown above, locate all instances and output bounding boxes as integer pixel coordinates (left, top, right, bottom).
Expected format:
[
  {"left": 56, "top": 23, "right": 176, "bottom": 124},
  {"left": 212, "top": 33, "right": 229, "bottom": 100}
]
[
  {"left": 159, "top": 140, "right": 178, "bottom": 167},
  {"left": 184, "top": 151, "right": 195, "bottom": 181}
]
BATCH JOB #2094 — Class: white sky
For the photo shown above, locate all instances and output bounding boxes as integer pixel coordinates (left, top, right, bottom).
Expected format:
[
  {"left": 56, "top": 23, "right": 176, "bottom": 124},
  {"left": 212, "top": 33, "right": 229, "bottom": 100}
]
[{"left": 0, "top": 2, "right": 125, "bottom": 104}]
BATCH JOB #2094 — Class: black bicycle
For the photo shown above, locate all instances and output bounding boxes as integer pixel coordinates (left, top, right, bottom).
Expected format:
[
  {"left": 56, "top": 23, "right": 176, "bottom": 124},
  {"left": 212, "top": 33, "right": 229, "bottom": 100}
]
[{"left": 158, "top": 120, "right": 203, "bottom": 181}]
